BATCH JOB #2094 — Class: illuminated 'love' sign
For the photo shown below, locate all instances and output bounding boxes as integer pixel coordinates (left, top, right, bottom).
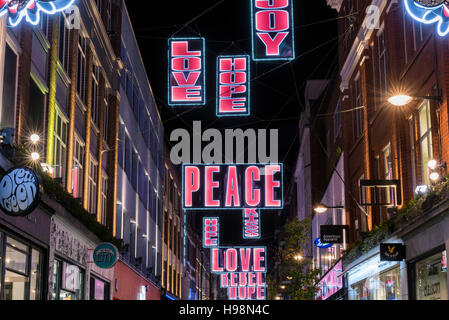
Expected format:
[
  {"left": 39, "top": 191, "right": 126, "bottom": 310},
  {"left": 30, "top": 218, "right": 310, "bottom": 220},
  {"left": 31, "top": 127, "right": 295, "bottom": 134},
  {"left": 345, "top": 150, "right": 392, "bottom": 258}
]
[
  {"left": 0, "top": 166, "right": 40, "bottom": 217},
  {"left": 405, "top": 0, "right": 449, "bottom": 36},
  {"left": 251, "top": 0, "right": 295, "bottom": 61},
  {"left": 1, "top": 0, "right": 75, "bottom": 27},
  {"left": 168, "top": 38, "right": 206, "bottom": 106}
]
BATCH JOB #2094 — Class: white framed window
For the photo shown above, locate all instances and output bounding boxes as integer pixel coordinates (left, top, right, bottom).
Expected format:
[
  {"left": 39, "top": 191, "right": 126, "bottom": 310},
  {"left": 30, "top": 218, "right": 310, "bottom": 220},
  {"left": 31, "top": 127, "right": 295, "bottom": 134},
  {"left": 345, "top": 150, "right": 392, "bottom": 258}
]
[
  {"left": 58, "top": 14, "right": 70, "bottom": 73},
  {"left": 72, "top": 135, "right": 85, "bottom": 199},
  {"left": 77, "top": 35, "right": 88, "bottom": 104},
  {"left": 353, "top": 74, "right": 364, "bottom": 140},
  {"left": 409, "top": 116, "right": 417, "bottom": 189},
  {"left": 100, "top": 172, "right": 108, "bottom": 225},
  {"left": 378, "top": 28, "right": 387, "bottom": 94},
  {"left": 53, "top": 108, "right": 68, "bottom": 181},
  {"left": 91, "top": 64, "right": 100, "bottom": 127},
  {"left": 418, "top": 101, "right": 433, "bottom": 185},
  {"left": 88, "top": 156, "right": 98, "bottom": 215}
]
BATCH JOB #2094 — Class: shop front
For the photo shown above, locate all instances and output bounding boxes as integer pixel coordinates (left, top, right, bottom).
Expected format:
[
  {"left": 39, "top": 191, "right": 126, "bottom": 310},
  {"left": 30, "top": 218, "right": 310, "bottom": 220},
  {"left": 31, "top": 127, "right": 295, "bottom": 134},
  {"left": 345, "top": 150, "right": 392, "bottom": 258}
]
[
  {"left": 345, "top": 238, "right": 406, "bottom": 300},
  {"left": 316, "top": 259, "right": 345, "bottom": 300}
]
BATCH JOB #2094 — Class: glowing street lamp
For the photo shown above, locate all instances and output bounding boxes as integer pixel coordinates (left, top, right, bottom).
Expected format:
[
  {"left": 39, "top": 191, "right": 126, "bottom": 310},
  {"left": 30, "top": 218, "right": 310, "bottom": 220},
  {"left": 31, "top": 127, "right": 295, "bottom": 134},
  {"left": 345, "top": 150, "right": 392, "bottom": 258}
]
[
  {"left": 30, "top": 152, "right": 40, "bottom": 161},
  {"left": 313, "top": 204, "right": 344, "bottom": 214},
  {"left": 388, "top": 93, "right": 442, "bottom": 106},
  {"left": 30, "top": 134, "right": 40, "bottom": 144}
]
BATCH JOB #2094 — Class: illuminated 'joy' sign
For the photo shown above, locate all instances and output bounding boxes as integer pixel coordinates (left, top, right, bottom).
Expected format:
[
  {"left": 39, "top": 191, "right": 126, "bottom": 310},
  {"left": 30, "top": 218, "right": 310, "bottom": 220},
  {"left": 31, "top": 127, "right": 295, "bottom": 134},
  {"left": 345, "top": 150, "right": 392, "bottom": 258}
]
[
  {"left": 168, "top": 38, "right": 206, "bottom": 106},
  {"left": 1, "top": 0, "right": 75, "bottom": 27},
  {"left": 217, "top": 55, "right": 250, "bottom": 117},
  {"left": 405, "top": 0, "right": 449, "bottom": 36},
  {"left": 251, "top": 0, "right": 295, "bottom": 61},
  {"left": 182, "top": 164, "right": 283, "bottom": 210},
  {"left": 211, "top": 247, "right": 266, "bottom": 300}
]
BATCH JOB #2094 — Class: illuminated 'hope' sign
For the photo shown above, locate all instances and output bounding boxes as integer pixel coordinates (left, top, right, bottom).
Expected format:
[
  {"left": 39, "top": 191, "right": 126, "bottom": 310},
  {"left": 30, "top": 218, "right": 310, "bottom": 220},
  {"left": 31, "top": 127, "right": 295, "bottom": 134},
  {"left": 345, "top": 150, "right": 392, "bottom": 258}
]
[
  {"left": 168, "top": 38, "right": 206, "bottom": 106},
  {"left": 405, "top": 0, "right": 449, "bottom": 36},
  {"left": 211, "top": 247, "right": 266, "bottom": 300},
  {"left": 1, "top": 0, "right": 75, "bottom": 27},
  {"left": 217, "top": 55, "right": 250, "bottom": 117},
  {"left": 251, "top": 0, "right": 295, "bottom": 61},
  {"left": 182, "top": 164, "right": 283, "bottom": 210}
]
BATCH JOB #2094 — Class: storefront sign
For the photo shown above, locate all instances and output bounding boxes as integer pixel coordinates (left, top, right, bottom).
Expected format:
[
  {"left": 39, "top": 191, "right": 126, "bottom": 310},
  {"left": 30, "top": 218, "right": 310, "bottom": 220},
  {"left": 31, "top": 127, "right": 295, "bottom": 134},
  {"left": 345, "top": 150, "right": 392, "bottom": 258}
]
[
  {"left": 203, "top": 217, "right": 219, "bottom": 248},
  {"left": 380, "top": 243, "right": 406, "bottom": 262},
  {"left": 320, "top": 225, "right": 348, "bottom": 244},
  {"left": 168, "top": 38, "right": 206, "bottom": 106},
  {"left": 217, "top": 55, "right": 250, "bottom": 117},
  {"left": 405, "top": 0, "right": 449, "bottom": 37},
  {"left": 182, "top": 164, "right": 283, "bottom": 210},
  {"left": 316, "top": 260, "right": 343, "bottom": 300},
  {"left": 93, "top": 243, "right": 119, "bottom": 269},
  {"left": 1, "top": 0, "right": 75, "bottom": 27},
  {"left": 314, "top": 237, "right": 333, "bottom": 249},
  {"left": 243, "top": 208, "right": 260, "bottom": 239},
  {"left": 211, "top": 247, "right": 266, "bottom": 300},
  {"left": 442, "top": 250, "right": 447, "bottom": 272},
  {"left": 251, "top": 0, "right": 295, "bottom": 61},
  {"left": 0, "top": 166, "right": 40, "bottom": 217}
]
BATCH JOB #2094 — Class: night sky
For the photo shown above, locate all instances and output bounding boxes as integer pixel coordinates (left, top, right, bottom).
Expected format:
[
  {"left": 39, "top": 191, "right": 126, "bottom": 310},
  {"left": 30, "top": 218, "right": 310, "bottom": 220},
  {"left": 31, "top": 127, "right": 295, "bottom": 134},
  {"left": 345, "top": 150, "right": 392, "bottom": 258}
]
[{"left": 125, "top": 0, "right": 338, "bottom": 245}]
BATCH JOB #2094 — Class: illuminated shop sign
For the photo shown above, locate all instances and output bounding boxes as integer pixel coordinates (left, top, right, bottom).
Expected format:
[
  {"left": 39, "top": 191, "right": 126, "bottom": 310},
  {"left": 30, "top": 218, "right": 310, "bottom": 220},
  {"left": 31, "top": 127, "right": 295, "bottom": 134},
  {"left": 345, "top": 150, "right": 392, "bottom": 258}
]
[
  {"left": 251, "top": 0, "right": 295, "bottom": 61},
  {"left": 168, "top": 38, "right": 206, "bottom": 106},
  {"left": 93, "top": 243, "right": 119, "bottom": 269},
  {"left": 182, "top": 164, "right": 283, "bottom": 210},
  {"left": 1, "top": 0, "right": 75, "bottom": 27},
  {"left": 0, "top": 166, "right": 40, "bottom": 217},
  {"left": 203, "top": 217, "right": 219, "bottom": 248},
  {"left": 314, "top": 237, "right": 333, "bottom": 249},
  {"left": 405, "top": 0, "right": 449, "bottom": 36},
  {"left": 211, "top": 247, "right": 266, "bottom": 300},
  {"left": 316, "top": 260, "right": 343, "bottom": 300},
  {"left": 217, "top": 55, "right": 250, "bottom": 117},
  {"left": 243, "top": 208, "right": 260, "bottom": 239},
  {"left": 380, "top": 243, "right": 406, "bottom": 262}
]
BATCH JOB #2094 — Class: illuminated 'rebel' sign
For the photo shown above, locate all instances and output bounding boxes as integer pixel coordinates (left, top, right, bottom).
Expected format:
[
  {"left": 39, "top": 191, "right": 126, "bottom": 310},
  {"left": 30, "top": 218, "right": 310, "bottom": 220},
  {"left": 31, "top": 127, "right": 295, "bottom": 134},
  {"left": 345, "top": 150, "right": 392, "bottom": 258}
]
[
  {"left": 251, "top": 0, "right": 295, "bottom": 61},
  {"left": 217, "top": 55, "right": 250, "bottom": 117},
  {"left": 0, "top": 0, "right": 75, "bottom": 27},
  {"left": 168, "top": 38, "right": 206, "bottom": 106},
  {"left": 405, "top": 0, "right": 449, "bottom": 36}
]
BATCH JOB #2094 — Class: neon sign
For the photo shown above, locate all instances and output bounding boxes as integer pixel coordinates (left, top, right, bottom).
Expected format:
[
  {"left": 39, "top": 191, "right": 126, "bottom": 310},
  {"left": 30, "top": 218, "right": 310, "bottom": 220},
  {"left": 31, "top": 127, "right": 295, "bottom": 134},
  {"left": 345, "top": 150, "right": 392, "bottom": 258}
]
[
  {"left": 243, "top": 208, "right": 261, "bottom": 239},
  {"left": 405, "top": 0, "right": 449, "bottom": 36},
  {"left": 182, "top": 164, "right": 283, "bottom": 210},
  {"left": 211, "top": 247, "right": 266, "bottom": 300},
  {"left": 203, "top": 217, "right": 219, "bottom": 248},
  {"left": 168, "top": 38, "right": 206, "bottom": 106},
  {"left": 251, "top": 0, "right": 295, "bottom": 61},
  {"left": 314, "top": 237, "right": 333, "bottom": 249},
  {"left": 1, "top": 0, "right": 75, "bottom": 27},
  {"left": 217, "top": 55, "right": 250, "bottom": 117},
  {"left": 316, "top": 260, "right": 343, "bottom": 300}
]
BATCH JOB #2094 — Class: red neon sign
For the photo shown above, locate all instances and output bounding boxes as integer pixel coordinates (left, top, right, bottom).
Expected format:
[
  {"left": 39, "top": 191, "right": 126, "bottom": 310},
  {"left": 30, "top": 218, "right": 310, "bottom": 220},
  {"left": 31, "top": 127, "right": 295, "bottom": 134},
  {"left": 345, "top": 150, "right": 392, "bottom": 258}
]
[
  {"left": 217, "top": 55, "right": 250, "bottom": 117},
  {"left": 251, "top": 0, "right": 295, "bottom": 61},
  {"left": 243, "top": 208, "right": 260, "bottom": 239},
  {"left": 203, "top": 217, "right": 219, "bottom": 248},
  {"left": 168, "top": 38, "right": 206, "bottom": 106},
  {"left": 182, "top": 164, "right": 283, "bottom": 210}
]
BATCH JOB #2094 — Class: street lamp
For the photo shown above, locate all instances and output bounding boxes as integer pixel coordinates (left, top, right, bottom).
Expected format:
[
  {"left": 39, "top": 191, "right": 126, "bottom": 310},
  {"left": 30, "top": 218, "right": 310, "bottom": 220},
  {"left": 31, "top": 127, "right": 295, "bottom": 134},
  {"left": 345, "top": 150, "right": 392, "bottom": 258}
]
[
  {"left": 313, "top": 204, "right": 344, "bottom": 214},
  {"left": 388, "top": 93, "right": 442, "bottom": 106}
]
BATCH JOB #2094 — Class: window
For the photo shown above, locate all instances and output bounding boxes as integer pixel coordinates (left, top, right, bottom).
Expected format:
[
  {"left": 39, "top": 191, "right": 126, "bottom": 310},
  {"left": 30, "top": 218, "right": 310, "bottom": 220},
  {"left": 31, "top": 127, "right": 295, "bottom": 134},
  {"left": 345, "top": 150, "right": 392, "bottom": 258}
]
[
  {"left": 91, "top": 64, "right": 100, "bottom": 126},
  {"left": 88, "top": 157, "right": 98, "bottom": 215},
  {"left": 90, "top": 276, "right": 110, "bottom": 300},
  {"left": 53, "top": 109, "right": 68, "bottom": 181},
  {"left": 415, "top": 251, "right": 448, "bottom": 300},
  {"left": 353, "top": 76, "right": 364, "bottom": 140},
  {"left": 103, "top": 97, "right": 109, "bottom": 141},
  {"left": 52, "top": 259, "right": 85, "bottom": 300},
  {"left": 378, "top": 29, "right": 387, "bottom": 94},
  {"left": 77, "top": 36, "right": 88, "bottom": 103},
  {"left": 72, "top": 136, "right": 85, "bottom": 199},
  {"left": 40, "top": 14, "right": 50, "bottom": 40},
  {"left": 333, "top": 100, "right": 342, "bottom": 141},
  {"left": 409, "top": 117, "right": 417, "bottom": 189},
  {"left": 413, "top": 19, "right": 424, "bottom": 51},
  {"left": 1, "top": 44, "right": 17, "bottom": 129},
  {"left": 100, "top": 172, "right": 108, "bottom": 225},
  {"left": 59, "top": 14, "right": 70, "bottom": 73},
  {"left": 27, "top": 78, "right": 46, "bottom": 137},
  {"left": 1, "top": 234, "right": 43, "bottom": 300},
  {"left": 418, "top": 101, "right": 433, "bottom": 185}
]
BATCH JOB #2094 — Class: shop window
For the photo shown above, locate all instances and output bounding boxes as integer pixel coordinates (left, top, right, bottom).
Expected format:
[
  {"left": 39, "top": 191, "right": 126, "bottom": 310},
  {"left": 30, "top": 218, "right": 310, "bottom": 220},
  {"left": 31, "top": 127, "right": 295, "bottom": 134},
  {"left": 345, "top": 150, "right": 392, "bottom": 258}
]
[
  {"left": 416, "top": 251, "right": 448, "bottom": 300},
  {"left": 52, "top": 259, "right": 85, "bottom": 300},
  {"left": 350, "top": 265, "right": 402, "bottom": 300},
  {"left": 89, "top": 276, "right": 110, "bottom": 300},
  {"left": 1, "top": 235, "right": 42, "bottom": 300}
]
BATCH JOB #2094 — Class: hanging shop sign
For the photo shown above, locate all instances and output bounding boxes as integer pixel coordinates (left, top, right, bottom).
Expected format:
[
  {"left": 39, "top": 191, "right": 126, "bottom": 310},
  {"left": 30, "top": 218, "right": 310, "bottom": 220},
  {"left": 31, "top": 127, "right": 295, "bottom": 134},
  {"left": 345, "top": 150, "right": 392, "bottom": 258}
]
[
  {"left": 203, "top": 217, "right": 219, "bottom": 248},
  {"left": 217, "top": 55, "right": 250, "bottom": 117},
  {"left": 0, "top": 166, "right": 40, "bottom": 217},
  {"left": 211, "top": 246, "right": 266, "bottom": 300},
  {"left": 168, "top": 37, "right": 206, "bottom": 106},
  {"left": 243, "top": 208, "right": 261, "bottom": 239},
  {"left": 316, "top": 260, "right": 343, "bottom": 300},
  {"left": 380, "top": 243, "right": 406, "bottom": 262},
  {"left": 314, "top": 237, "right": 333, "bottom": 249},
  {"left": 405, "top": 0, "right": 449, "bottom": 36},
  {"left": 251, "top": 0, "right": 295, "bottom": 61},
  {"left": 93, "top": 243, "right": 119, "bottom": 269},
  {"left": 320, "top": 225, "right": 348, "bottom": 244},
  {"left": 182, "top": 164, "right": 283, "bottom": 210},
  {"left": 1, "top": 0, "right": 75, "bottom": 27}
]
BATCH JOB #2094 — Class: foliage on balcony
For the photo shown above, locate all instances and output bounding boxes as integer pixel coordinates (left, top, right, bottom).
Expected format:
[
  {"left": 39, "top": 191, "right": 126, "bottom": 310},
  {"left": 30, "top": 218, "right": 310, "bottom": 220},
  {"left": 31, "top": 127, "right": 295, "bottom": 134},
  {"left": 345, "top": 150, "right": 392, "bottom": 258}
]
[
  {"left": 11, "top": 145, "right": 122, "bottom": 249},
  {"left": 343, "top": 177, "right": 449, "bottom": 265}
]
